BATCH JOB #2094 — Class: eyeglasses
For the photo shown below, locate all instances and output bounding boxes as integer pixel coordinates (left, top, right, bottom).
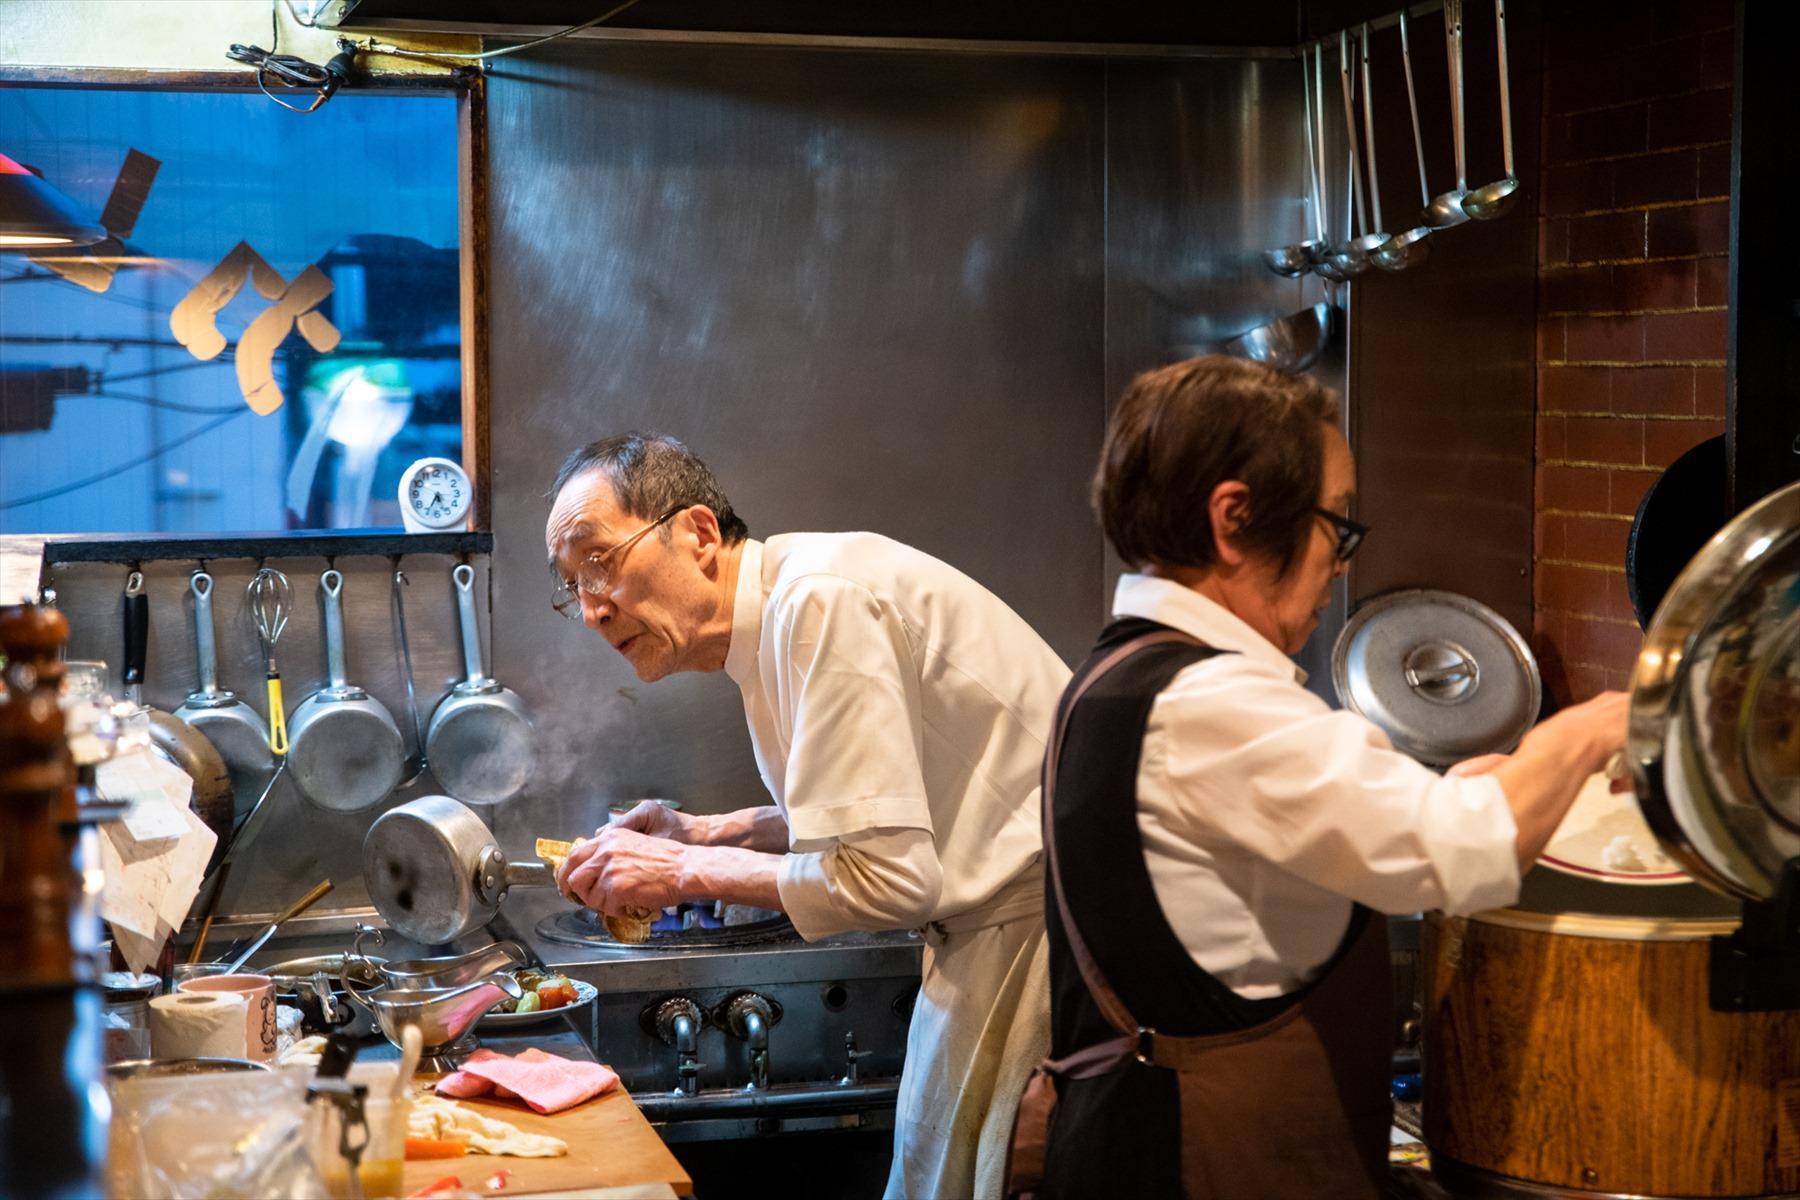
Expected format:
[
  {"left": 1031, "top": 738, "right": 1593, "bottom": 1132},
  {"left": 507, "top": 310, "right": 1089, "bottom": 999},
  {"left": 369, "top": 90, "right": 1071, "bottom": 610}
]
[
  {"left": 1314, "top": 508, "right": 1370, "bottom": 563},
  {"left": 550, "top": 506, "right": 683, "bottom": 619}
]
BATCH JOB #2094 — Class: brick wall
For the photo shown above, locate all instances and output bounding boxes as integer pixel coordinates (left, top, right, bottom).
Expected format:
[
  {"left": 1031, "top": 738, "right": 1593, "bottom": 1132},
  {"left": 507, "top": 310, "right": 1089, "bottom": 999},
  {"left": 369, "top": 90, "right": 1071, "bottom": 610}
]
[{"left": 1533, "top": 0, "right": 1735, "bottom": 704}]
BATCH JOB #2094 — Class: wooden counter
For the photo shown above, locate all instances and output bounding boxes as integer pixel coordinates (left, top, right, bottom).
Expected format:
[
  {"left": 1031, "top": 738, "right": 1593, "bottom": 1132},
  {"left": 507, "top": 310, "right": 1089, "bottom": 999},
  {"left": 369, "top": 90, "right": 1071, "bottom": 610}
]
[{"left": 401, "top": 1077, "right": 692, "bottom": 1199}]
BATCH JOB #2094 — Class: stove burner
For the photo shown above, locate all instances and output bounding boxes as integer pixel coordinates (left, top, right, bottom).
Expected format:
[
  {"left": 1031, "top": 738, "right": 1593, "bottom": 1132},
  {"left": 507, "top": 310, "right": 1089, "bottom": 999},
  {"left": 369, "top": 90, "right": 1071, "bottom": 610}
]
[{"left": 535, "top": 903, "right": 796, "bottom": 951}]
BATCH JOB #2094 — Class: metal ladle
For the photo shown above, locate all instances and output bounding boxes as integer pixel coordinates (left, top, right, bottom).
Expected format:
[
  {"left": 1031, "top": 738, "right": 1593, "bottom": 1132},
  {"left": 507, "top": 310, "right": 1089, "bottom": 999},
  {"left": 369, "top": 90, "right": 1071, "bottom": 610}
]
[
  {"left": 1327, "top": 29, "right": 1382, "bottom": 278},
  {"left": 1367, "top": 21, "right": 1431, "bottom": 271},
  {"left": 1461, "top": 0, "right": 1520, "bottom": 219},
  {"left": 1424, "top": 0, "right": 1472, "bottom": 229},
  {"left": 1263, "top": 42, "right": 1332, "bottom": 276}
]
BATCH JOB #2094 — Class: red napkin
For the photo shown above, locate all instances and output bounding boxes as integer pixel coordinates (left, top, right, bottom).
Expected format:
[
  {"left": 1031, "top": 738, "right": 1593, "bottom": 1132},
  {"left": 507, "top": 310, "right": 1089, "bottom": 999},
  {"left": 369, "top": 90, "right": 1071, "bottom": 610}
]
[{"left": 435, "top": 1049, "right": 620, "bottom": 1114}]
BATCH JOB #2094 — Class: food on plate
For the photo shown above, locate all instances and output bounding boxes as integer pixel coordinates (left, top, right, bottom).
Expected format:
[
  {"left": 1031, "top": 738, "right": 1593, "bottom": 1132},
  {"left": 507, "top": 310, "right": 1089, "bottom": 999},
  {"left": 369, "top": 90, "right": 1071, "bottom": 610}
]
[
  {"left": 535, "top": 836, "right": 657, "bottom": 943},
  {"left": 488, "top": 969, "right": 583, "bottom": 1015}
]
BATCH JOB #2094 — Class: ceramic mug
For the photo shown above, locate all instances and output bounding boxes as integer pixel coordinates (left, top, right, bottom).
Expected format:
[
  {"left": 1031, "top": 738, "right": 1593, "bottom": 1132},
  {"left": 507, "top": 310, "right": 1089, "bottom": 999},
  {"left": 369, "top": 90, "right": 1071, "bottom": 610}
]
[{"left": 176, "top": 973, "right": 277, "bottom": 1064}]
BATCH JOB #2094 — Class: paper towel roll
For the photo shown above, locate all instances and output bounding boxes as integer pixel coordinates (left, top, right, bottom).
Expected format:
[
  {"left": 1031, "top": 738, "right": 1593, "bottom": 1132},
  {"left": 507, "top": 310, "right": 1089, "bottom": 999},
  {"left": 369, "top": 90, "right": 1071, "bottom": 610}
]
[{"left": 149, "top": 991, "right": 248, "bottom": 1059}]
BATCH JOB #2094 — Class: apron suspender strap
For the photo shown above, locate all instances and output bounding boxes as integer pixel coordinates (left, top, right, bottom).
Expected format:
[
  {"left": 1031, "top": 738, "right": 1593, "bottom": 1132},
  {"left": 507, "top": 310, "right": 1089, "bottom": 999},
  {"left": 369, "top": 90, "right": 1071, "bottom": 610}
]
[{"left": 1042, "top": 630, "right": 1204, "bottom": 1044}]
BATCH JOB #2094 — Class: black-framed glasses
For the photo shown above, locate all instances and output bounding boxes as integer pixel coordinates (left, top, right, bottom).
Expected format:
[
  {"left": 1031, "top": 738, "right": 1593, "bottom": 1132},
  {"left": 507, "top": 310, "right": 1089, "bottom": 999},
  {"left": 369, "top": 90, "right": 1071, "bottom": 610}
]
[
  {"left": 549, "top": 506, "right": 684, "bottom": 619},
  {"left": 1314, "top": 508, "right": 1370, "bottom": 563}
]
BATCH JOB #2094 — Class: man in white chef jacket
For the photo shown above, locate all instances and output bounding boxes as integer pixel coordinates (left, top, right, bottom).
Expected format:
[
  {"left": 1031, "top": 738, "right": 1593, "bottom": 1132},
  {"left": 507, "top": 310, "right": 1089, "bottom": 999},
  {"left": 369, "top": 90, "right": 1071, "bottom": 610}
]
[{"left": 546, "top": 432, "right": 1069, "bottom": 1199}]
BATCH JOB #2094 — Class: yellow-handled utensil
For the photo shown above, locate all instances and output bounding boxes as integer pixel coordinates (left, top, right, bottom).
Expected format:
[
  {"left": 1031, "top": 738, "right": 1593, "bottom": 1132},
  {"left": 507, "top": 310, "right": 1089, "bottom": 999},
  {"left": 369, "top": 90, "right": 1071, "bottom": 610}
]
[{"left": 247, "top": 566, "right": 291, "bottom": 755}]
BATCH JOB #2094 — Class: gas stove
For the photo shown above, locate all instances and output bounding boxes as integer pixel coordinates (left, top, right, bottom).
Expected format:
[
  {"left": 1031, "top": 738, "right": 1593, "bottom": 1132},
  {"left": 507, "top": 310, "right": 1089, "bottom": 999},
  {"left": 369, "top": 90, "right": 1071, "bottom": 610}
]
[{"left": 501, "top": 889, "right": 924, "bottom": 1143}]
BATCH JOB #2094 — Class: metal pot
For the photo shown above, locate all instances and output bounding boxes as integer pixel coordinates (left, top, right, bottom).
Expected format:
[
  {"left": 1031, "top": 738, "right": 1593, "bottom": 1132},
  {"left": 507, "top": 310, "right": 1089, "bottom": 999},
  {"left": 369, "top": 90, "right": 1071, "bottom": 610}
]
[
  {"left": 174, "top": 571, "right": 273, "bottom": 801},
  {"left": 362, "top": 794, "right": 553, "bottom": 944},
  {"left": 287, "top": 570, "right": 404, "bottom": 812},
  {"left": 425, "top": 563, "right": 535, "bottom": 807}
]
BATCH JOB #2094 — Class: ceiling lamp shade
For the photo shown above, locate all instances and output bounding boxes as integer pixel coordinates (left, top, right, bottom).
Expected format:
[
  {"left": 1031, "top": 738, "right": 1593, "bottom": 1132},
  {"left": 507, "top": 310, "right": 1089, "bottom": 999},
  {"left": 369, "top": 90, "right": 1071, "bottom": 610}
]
[{"left": 0, "top": 152, "right": 105, "bottom": 248}]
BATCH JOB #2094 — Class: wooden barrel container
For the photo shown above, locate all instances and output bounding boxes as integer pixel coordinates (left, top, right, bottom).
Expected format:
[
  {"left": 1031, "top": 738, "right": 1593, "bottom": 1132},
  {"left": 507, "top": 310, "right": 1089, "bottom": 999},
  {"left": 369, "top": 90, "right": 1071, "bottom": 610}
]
[{"left": 1424, "top": 908, "right": 1800, "bottom": 1198}]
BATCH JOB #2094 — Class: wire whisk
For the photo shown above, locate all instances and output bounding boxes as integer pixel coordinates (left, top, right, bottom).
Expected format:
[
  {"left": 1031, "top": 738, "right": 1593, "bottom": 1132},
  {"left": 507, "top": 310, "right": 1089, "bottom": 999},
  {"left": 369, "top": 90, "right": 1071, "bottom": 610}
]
[{"left": 248, "top": 566, "right": 292, "bottom": 755}]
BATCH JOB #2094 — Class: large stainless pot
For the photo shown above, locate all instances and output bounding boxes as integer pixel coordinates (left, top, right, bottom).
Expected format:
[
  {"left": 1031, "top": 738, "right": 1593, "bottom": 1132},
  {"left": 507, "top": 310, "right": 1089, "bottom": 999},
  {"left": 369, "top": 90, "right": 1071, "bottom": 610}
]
[{"left": 362, "top": 795, "right": 552, "bottom": 944}]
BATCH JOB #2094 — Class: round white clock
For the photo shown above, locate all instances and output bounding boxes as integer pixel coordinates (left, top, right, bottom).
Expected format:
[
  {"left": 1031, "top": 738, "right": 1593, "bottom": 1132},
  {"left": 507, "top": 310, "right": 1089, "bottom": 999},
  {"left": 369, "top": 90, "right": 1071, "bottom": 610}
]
[{"left": 399, "top": 456, "right": 472, "bottom": 533}]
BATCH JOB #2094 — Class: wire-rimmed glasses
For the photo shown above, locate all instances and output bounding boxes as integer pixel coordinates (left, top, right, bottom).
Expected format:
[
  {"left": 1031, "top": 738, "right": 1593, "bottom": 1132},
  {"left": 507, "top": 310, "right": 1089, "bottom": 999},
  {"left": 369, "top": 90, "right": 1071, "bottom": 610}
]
[{"left": 549, "top": 506, "right": 682, "bottom": 619}]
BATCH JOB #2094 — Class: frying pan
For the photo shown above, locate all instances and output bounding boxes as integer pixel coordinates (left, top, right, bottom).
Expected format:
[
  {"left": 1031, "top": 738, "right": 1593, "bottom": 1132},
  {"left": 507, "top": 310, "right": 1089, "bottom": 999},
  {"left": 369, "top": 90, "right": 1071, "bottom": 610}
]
[
  {"left": 123, "top": 572, "right": 234, "bottom": 841},
  {"left": 425, "top": 563, "right": 535, "bottom": 806},
  {"left": 174, "top": 570, "right": 273, "bottom": 799},
  {"left": 1625, "top": 436, "right": 1727, "bottom": 629},
  {"left": 287, "top": 569, "right": 404, "bottom": 812}
]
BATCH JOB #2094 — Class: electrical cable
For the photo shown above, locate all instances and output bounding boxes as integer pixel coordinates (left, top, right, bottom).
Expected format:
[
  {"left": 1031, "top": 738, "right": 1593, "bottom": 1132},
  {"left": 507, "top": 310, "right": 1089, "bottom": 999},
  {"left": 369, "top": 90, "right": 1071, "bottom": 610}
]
[
  {"left": 354, "top": 0, "right": 643, "bottom": 63},
  {"left": 228, "top": 2, "right": 358, "bottom": 112},
  {"left": 82, "top": 390, "right": 250, "bottom": 416},
  {"left": 0, "top": 408, "right": 246, "bottom": 511}
]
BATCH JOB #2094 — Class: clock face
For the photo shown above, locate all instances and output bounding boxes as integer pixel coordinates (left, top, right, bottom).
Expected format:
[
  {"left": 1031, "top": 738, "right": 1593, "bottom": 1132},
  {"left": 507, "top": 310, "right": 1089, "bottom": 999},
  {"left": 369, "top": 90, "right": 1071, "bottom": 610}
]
[{"left": 405, "top": 462, "right": 469, "bottom": 525}]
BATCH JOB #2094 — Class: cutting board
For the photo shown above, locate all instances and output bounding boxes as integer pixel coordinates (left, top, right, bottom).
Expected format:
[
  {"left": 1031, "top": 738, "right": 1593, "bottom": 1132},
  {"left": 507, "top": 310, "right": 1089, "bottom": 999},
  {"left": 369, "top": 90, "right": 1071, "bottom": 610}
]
[{"left": 400, "top": 1077, "right": 691, "bottom": 1198}]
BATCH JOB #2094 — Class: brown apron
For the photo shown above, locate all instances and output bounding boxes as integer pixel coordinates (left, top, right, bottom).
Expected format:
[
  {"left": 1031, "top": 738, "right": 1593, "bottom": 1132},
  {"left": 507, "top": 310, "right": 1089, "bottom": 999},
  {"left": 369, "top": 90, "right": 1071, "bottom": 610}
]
[{"left": 1006, "top": 620, "right": 1393, "bottom": 1200}]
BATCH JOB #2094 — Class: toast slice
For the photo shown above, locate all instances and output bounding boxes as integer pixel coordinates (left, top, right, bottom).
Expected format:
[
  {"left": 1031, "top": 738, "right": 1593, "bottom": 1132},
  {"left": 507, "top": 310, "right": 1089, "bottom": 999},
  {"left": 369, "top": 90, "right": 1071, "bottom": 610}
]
[{"left": 535, "top": 836, "right": 656, "bottom": 944}]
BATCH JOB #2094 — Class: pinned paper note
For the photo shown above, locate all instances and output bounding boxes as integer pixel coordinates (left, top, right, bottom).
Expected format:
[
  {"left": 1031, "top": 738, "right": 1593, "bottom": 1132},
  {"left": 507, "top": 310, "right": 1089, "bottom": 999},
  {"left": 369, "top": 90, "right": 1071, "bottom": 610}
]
[
  {"left": 0, "top": 537, "right": 46, "bottom": 606},
  {"left": 97, "top": 750, "right": 195, "bottom": 842},
  {"left": 98, "top": 776, "right": 217, "bottom": 975}
]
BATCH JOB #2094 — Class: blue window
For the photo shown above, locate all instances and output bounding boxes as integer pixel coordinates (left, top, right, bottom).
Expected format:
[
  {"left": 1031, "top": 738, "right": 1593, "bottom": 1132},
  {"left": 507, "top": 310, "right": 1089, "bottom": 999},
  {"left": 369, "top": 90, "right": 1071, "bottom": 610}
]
[{"left": 0, "top": 86, "right": 465, "bottom": 533}]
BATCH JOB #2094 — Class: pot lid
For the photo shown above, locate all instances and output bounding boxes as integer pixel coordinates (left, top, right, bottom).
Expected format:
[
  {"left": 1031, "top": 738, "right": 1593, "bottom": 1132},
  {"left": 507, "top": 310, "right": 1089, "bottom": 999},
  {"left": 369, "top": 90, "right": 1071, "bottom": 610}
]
[
  {"left": 1629, "top": 480, "right": 1800, "bottom": 901},
  {"left": 1332, "top": 589, "right": 1541, "bottom": 767}
]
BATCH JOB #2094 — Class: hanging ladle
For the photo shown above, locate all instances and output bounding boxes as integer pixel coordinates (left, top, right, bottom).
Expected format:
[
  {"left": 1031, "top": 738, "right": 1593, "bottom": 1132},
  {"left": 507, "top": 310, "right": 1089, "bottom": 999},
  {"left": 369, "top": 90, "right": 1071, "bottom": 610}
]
[
  {"left": 1311, "top": 43, "right": 1353, "bottom": 284},
  {"left": 1263, "top": 41, "right": 1332, "bottom": 276},
  {"left": 1327, "top": 28, "right": 1384, "bottom": 278},
  {"left": 1367, "top": 22, "right": 1431, "bottom": 270},
  {"left": 1424, "top": 0, "right": 1472, "bottom": 229},
  {"left": 1461, "top": 0, "right": 1520, "bottom": 219}
]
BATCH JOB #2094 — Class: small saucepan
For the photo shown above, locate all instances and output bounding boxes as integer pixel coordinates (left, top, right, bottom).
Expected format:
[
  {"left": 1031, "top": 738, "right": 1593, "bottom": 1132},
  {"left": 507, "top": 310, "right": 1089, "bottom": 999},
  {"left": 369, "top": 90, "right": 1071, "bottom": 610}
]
[
  {"left": 288, "top": 570, "right": 405, "bottom": 812},
  {"left": 174, "top": 570, "right": 274, "bottom": 800},
  {"left": 426, "top": 563, "right": 535, "bottom": 807},
  {"left": 363, "top": 794, "right": 553, "bottom": 944}
]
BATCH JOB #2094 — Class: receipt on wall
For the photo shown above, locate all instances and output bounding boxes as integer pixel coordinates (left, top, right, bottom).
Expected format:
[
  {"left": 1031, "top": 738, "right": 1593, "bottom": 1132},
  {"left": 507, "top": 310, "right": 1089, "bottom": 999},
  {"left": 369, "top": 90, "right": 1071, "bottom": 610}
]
[{"left": 0, "top": 537, "right": 47, "bottom": 606}]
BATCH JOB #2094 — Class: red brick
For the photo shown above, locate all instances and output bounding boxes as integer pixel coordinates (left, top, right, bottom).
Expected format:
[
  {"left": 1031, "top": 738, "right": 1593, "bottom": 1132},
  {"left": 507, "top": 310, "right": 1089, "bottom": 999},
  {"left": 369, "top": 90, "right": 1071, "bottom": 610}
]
[
  {"left": 1609, "top": 467, "right": 1661, "bottom": 517},
  {"left": 1616, "top": 38, "right": 1710, "bottom": 104},
  {"left": 1565, "top": 315, "right": 1645, "bottom": 362},
  {"left": 1569, "top": 210, "right": 1647, "bottom": 262},
  {"left": 1602, "top": 667, "right": 1638, "bottom": 694},
  {"left": 1545, "top": 10, "right": 1653, "bottom": 69},
  {"left": 1542, "top": 161, "right": 1616, "bottom": 217},
  {"left": 1560, "top": 614, "right": 1643, "bottom": 669},
  {"left": 1536, "top": 562, "right": 1614, "bottom": 613},
  {"left": 1539, "top": 464, "right": 1612, "bottom": 512},
  {"left": 1563, "top": 662, "right": 1613, "bottom": 703},
  {"left": 1531, "top": 609, "right": 1567, "bottom": 657},
  {"left": 1699, "top": 30, "right": 1735, "bottom": 88},
  {"left": 1611, "top": 366, "right": 1695, "bottom": 416},
  {"left": 1644, "top": 417, "right": 1725, "bottom": 467},
  {"left": 1547, "top": 104, "right": 1650, "bottom": 165},
  {"left": 1648, "top": 201, "right": 1728, "bottom": 257},
  {"left": 1539, "top": 264, "right": 1617, "bottom": 314},
  {"left": 1564, "top": 415, "right": 1644, "bottom": 465},
  {"left": 1643, "top": 309, "right": 1727, "bottom": 361},
  {"left": 1538, "top": 318, "right": 1567, "bottom": 362},
  {"left": 1697, "top": 142, "right": 1732, "bottom": 198},
  {"left": 1610, "top": 260, "right": 1696, "bottom": 312},
  {"left": 1539, "top": 365, "right": 1611, "bottom": 412},
  {"left": 1695, "top": 256, "right": 1729, "bottom": 307},
  {"left": 1540, "top": 216, "right": 1570, "bottom": 267},
  {"left": 1652, "top": 0, "right": 1735, "bottom": 39},
  {"left": 1648, "top": 89, "right": 1733, "bottom": 151},
  {"left": 1693, "top": 365, "right": 1726, "bottom": 417},
  {"left": 1536, "top": 512, "right": 1566, "bottom": 559},
  {"left": 1545, "top": 61, "right": 1627, "bottom": 114},
  {"left": 1538, "top": 415, "right": 1569, "bottom": 461},
  {"left": 1612, "top": 149, "right": 1699, "bottom": 207}
]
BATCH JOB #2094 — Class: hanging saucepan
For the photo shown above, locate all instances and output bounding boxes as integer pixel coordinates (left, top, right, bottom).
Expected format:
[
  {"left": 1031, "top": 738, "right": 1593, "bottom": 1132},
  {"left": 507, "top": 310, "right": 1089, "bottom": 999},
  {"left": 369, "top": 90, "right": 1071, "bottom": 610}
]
[
  {"left": 174, "top": 570, "right": 274, "bottom": 800},
  {"left": 123, "top": 572, "right": 235, "bottom": 841},
  {"left": 363, "top": 794, "right": 553, "bottom": 944},
  {"left": 1624, "top": 435, "right": 1727, "bottom": 629},
  {"left": 288, "top": 569, "right": 405, "bottom": 812},
  {"left": 426, "top": 563, "right": 535, "bottom": 806}
]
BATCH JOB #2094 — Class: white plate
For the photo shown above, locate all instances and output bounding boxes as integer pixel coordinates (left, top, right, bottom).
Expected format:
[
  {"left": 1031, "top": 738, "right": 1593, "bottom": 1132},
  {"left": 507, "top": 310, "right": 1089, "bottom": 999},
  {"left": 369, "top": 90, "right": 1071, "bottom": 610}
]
[
  {"left": 1538, "top": 771, "right": 1691, "bottom": 886},
  {"left": 478, "top": 978, "right": 597, "bottom": 1029}
]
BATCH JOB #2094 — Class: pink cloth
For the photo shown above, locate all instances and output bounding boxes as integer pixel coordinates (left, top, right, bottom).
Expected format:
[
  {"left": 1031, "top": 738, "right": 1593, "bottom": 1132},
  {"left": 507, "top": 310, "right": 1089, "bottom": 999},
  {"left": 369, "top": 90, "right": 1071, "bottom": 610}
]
[{"left": 434, "top": 1049, "right": 620, "bottom": 1114}]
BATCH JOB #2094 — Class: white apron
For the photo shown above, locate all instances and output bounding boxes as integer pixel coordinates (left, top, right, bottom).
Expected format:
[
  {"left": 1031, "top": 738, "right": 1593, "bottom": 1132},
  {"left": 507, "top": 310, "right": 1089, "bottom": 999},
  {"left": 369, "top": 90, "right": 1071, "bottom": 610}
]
[{"left": 885, "top": 879, "right": 1051, "bottom": 1200}]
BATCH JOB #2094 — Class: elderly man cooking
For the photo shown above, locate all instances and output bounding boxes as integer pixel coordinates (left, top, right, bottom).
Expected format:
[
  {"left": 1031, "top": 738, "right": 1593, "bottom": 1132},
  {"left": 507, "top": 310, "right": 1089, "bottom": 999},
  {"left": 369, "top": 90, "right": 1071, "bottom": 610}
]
[{"left": 545, "top": 431, "right": 1069, "bottom": 1199}]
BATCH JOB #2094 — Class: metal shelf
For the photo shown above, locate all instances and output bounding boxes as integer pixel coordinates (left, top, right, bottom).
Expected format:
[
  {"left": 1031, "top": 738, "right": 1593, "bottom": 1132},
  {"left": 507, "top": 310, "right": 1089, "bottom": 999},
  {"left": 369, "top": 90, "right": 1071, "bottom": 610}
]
[{"left": 41, "top": 530, "right": 493, "bottom": 566}]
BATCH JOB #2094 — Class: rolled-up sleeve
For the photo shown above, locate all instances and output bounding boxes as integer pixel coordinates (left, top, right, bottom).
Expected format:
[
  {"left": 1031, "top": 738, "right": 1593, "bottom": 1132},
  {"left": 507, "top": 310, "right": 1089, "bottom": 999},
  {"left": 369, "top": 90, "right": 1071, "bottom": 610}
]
[
  {"left": 1158, "top": 660, "right": 1521, "bottom": 917},
  {"left": 776, "top": 827, "right": 944, "bottom": 939}
]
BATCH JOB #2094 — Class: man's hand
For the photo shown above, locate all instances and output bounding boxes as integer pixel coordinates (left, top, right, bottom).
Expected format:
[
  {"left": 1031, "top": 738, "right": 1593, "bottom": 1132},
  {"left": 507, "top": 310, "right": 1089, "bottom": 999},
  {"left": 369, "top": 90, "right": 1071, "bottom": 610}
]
[
  {"left": 556, "top": 826, "right": 685, "bottom": 915},
  {"left": 609, "top": 800, "right": 696, "bottom": 843}
]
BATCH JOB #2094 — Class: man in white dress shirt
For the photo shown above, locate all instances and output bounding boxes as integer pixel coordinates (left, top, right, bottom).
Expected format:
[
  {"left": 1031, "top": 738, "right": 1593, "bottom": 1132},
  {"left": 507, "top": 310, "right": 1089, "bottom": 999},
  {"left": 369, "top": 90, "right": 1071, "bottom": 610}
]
[{"left": 545, "top": 432, "right": 1070, "bottom": 1199}]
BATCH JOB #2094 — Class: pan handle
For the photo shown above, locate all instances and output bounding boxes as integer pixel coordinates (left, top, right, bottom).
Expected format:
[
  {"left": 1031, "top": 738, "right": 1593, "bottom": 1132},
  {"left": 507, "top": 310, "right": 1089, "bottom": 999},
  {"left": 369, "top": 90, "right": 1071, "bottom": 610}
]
[
  {"left": 452, "top": 563, "right": 491, "bottom": 688},
  {"left": 190, "top": 571, "right": 223, "bottom": 699},
  {"left": 320, "top": 569, "right": 350, "bottom": 691},
  {"left": 123, "top": 571, "right": 148, "bottom": 693}
]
